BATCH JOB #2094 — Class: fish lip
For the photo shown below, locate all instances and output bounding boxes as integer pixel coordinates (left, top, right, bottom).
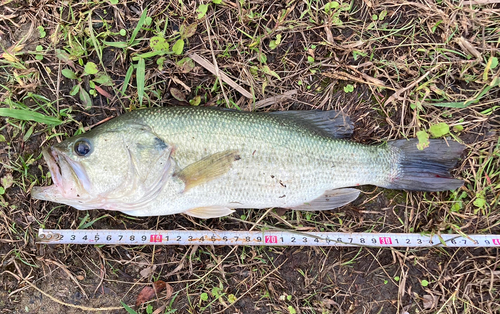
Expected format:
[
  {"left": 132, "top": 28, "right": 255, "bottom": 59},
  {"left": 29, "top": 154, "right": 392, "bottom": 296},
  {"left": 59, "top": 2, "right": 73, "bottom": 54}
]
[
  {"left": 37, "top": 146, "right": 92, "bottom": 195},
  {"left": 42, "top": 147, "right": 62, "bottom": 187}
]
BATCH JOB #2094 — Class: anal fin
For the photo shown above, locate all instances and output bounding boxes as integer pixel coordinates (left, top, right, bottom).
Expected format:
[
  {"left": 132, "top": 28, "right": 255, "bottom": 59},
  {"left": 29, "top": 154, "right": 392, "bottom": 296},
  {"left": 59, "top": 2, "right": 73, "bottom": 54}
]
[
  {"left": 290, "top": 188, "right": 360, "bottom": 211},
  {"left": 184, "top": 206, "right": 235, "bottom": 219}
]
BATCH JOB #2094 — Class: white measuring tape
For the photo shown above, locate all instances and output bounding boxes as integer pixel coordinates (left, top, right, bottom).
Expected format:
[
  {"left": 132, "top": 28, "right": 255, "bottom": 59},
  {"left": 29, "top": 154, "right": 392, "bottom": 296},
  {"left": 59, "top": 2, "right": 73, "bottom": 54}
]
[{"left": 38, "top": 229, "right": 500, "bottom": 247}]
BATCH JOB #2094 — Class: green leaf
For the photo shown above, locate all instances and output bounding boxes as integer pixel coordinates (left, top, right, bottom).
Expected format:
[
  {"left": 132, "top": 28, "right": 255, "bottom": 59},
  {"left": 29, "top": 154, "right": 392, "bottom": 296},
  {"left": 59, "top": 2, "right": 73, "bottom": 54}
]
[
  {"left": 150, "top": 36, "right": 169, "bottom": 51},
  {"left": 109, "top": 0, "right": 119, "bottom": 4},
  {"left": 92, "top": 73, "right": 113, "bottom": 86},
  {"left": 324, "top": 1, "right": 339, "bottom": 13},
  {"left": 307, "top": 56, "right": 314, "bottom": 63},
  {"left": 62, "top": 68, "right": 78, "bottom": 80},
  {"left": 473, "top": 197, "right": 486, "bottom": 209},
  {"left": 84, "top": 62, "right": 99, "bottom": 75},
  {"left": 344, "top": 84, "right": 354, "bottom": 93},
  {"left": 79, "top": 88, "right": 93, "bottom": 109},
  {"left": 213, "top": 0, "right": 222, "bottom": 3},
  {"left": 379, "top": 10, "right": 387, "bottom": 20},
  {"left": 416, "top": 130, "right": 430, "bottom": 150},
  {"left": 258, "top": 53, "right": 267, "bottom": 63},
  {"left": 288, "top": 306, "right": 297, "bottom": 314},
  {"left": 37, "top": 26, "right": 46, "bottom": 38},
  {"left": 200, "top": 292, "right": 209, "bottom": 301},
  {"left": 145, "top": 16, "right": 152, "bottom": 26},
  {"left": 429, "top": 122, "right": 449, "bottom": 138},
  {"left": 189, "top": 95, "right": 201, "bottom": 106},
  {"left": 0, "top": 187, "right": 4, "bottom": 195},
  {"left": 262, "top": 65, "right": 281, "bottom": 80},
  {"left": 197, "top": 4, "right": 209, "bottom": 19},
  {"left": 136, "top": 58, "right": 145, "bottom": 105},
  {"left": 0, "top": 108, "right": 62, "bottom": 125},
  {"left": 227, "top": 294, "right": 237, "bottom": 303},
  {"left": 36, "top": 45, "right": 43, "bottom": 52},
  {"left": 490, "top": 57, "right": 499, "bottom": 69},
  {"left": 119, "top": 29, "right": 126, "bottom": 36},
  {"left": 269, "top": 34, "right": 282, "bottom": 50},
  {"left": 421, "top": 280, "right": 429, "bottom": 287},
  {"left": 172, "top": 39, "right": 185, "bottom": 55},
  {"left": 211, "top": 286, "right": 221, "bottom": 298},
  {"left": 70, "top": 84, "right": 80, "bottom": 96}
]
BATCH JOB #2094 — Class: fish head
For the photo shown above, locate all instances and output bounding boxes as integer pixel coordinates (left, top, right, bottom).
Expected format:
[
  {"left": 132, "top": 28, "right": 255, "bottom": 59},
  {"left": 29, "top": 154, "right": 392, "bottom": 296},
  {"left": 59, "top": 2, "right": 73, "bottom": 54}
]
[{"left": 32, "top": 124, "right": 174, "bottom": 211}]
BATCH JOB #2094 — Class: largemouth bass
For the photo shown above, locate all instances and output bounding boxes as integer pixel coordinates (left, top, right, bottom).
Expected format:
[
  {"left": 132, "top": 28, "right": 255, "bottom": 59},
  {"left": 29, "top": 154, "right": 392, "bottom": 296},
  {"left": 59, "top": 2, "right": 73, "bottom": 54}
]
[{"left": 32, "top": 106, "right": 464, "bottom": 218}]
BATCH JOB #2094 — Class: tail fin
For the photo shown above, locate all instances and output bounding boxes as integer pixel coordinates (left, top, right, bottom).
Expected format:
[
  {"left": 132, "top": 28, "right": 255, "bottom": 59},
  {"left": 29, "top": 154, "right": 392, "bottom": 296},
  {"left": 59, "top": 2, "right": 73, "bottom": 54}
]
[{"left": 382, "top": 139, "right": 464, "bottom": 191}]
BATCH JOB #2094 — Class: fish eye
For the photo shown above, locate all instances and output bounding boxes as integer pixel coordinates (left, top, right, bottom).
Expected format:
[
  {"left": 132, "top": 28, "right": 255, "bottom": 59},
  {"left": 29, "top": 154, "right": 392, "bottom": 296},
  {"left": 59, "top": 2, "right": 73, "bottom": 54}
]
[{"left": 74, "top": 139, "right": 92, "bottom": 157}]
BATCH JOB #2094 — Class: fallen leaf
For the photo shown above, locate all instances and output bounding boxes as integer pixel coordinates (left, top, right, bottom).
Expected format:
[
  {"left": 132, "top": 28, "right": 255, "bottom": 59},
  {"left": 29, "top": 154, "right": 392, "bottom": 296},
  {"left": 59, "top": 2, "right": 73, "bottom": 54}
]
[
  {"left": 135, "top": 280, "right": 173, "bottom": 306},
  {"left": 94, "top": 85, "right": 113, "bottom": 99},
  {"left": 423, "top": 294, "right": 438, "bottom": 309},
  {"left": 170, "top": 87, "right": 186, "bottom": 101},
  {"left": 180, "top": 23, "right": 198, "bottom": 39},
  {"left": 1, "top": 173, "right": 14, "bottom": 189},
  {"left": 177, "top": 57, "right": 195, "bottom": 73}
]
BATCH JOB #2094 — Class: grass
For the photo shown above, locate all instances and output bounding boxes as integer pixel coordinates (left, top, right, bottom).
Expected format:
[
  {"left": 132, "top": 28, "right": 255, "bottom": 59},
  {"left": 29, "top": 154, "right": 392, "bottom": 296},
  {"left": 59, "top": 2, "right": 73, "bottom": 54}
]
[{"left": 0, "top": 0, "right": 499, "bottom": 313}]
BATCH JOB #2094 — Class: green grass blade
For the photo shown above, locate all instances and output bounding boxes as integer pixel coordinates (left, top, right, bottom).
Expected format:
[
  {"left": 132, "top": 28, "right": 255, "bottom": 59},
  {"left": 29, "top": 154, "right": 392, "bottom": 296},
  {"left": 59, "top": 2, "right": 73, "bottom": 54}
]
[
  {"left": 136, "top": 58, "right": 145, "bottom": 105},
  {"left": 102, "top": 41, "right": 129, "bottom": 48},
  {"left": 129, "top": 9, "right": 148, "bottom": 45},
  {"left": 120, "top": 301, "right": 138, "bottom": 314},
  {"left": 0, "top": 108, "right": 62, "bottom": 125},
  {"left": 121, "top": 65, "right": 134, "bottom": 95},
  {"left": 88, "top": 15, "right": 102, "bottom": 63}
]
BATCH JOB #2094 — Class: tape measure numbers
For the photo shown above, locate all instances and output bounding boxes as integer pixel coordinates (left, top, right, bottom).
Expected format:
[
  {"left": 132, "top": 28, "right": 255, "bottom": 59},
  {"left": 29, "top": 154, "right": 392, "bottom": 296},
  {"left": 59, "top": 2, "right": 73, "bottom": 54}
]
[{"left": 38, "top": 229, "right": 500, "bottom": 248}]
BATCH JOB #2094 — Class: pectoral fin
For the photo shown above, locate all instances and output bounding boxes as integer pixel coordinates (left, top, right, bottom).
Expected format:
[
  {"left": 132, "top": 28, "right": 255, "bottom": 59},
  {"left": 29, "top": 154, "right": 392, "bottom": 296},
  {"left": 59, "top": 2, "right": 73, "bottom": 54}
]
[
  {"left": 176, "top": 150, "right": 240, "bottom": 191},
  {"left": 184, "top": 206, "right": 235, "bottom": 218},
  {"left": 290, "top": 188, "right": 360, "bottom": 211}
]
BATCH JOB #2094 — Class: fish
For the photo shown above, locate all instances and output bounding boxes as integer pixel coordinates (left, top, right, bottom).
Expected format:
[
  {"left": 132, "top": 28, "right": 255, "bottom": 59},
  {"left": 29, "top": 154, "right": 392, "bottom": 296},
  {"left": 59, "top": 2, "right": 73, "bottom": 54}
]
[{"left": 31, "top": 106, "right": 464, "bottom": 218}]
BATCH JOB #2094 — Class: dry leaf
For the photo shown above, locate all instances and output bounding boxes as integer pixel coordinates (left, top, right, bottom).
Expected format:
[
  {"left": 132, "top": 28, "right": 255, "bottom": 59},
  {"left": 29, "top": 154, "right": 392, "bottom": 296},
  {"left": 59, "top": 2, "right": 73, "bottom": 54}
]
[
  {"left": 135, "top": 280, "right": 173, "bottom": 306},
  {"left": 94, "top": 85, "right": 113, "bottom": 99},
  {"left": 181, "top": 23, "right": 198, "bottom": 39},
  {"left": 170, "top": 87, "right": 186, "bottom": 102},
  {"left": 422, "top": 294, "right": 438, "bottom": 309}
]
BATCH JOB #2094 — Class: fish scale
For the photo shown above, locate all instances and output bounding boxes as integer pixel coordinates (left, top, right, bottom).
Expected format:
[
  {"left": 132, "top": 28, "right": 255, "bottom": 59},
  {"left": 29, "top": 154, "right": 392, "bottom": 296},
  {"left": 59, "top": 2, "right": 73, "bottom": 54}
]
[
  {"left": 117, "top": 107, "right": 397, "bottom": 215},
  {"left": 32, "top": 106, "right": 464, "bottom": 218}
]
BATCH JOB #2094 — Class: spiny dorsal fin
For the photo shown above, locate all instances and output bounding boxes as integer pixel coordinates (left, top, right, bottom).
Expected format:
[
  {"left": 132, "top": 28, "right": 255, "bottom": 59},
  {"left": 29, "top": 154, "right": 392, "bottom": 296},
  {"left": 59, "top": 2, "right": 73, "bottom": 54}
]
[
  {"left": 268, "top": 110, "right": 353, "bottom": 139},
  {"left": 175, "top": 150, "right": 240, "bottom": 191}
]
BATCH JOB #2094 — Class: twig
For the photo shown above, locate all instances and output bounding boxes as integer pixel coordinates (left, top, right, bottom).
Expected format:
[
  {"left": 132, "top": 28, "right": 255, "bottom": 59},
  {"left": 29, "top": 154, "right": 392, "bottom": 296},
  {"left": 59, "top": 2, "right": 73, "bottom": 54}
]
[
  {"left": 462, "top": 0, "right": 500, "bottom": 4},
  {"left": 253, "top": 90, "right": 298, "bottom": 109},
  {"left": 189, "top": 53, "right": 253, "bottom": 99}
]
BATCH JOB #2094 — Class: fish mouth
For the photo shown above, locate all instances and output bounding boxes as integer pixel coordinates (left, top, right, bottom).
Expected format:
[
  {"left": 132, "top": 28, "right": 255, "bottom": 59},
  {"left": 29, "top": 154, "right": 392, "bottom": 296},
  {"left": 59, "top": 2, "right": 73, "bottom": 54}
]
[{"left": 31, "top": 147, "right": 91, "bottom": 201}]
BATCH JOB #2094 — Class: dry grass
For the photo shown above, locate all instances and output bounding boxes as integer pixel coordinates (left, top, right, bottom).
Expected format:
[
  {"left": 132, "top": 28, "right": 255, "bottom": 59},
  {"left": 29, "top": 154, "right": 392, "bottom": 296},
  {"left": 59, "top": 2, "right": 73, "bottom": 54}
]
[{"left": 1, "top": 0, "right": 499, "bottom": 313}]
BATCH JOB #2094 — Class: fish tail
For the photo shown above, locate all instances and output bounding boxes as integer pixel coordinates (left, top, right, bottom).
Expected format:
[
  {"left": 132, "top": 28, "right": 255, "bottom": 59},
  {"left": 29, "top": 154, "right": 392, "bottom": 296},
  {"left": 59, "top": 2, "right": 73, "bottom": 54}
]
[{"left": 382, "top": 139, "right": 464, "bottom": 191}]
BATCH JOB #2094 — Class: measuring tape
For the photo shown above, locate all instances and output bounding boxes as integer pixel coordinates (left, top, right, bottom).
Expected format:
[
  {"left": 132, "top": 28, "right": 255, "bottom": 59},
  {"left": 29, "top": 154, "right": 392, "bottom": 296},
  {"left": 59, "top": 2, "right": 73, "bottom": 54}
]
[{"left": 38, "top": 229, "right": 500, "bottom": 248}]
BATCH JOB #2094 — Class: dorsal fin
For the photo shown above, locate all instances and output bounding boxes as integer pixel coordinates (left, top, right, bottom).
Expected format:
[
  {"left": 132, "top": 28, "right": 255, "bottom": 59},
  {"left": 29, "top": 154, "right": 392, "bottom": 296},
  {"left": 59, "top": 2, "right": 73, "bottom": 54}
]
[{"left": 268, "top": 110, "right": 353, "bottom": 138}]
